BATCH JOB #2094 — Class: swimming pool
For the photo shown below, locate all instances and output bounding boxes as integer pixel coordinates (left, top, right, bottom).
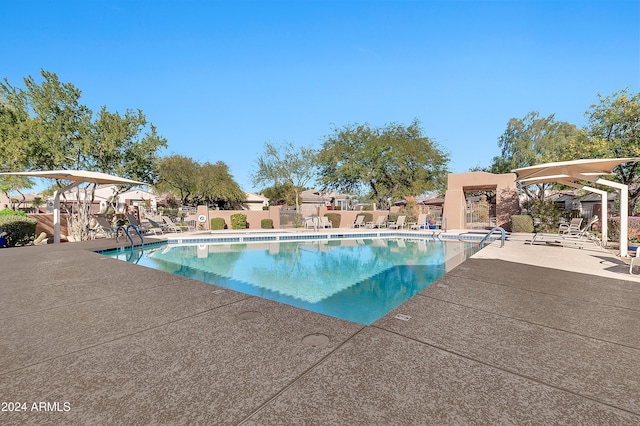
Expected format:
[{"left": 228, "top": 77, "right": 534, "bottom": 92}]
[{"left": 103, "top": 238, "right": 480, "bottom": 325}]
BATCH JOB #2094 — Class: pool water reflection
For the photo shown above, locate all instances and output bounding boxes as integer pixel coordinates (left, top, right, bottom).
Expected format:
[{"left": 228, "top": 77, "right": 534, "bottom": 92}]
[{"left": 104, "top": 238, "right": 479, "bottom": 325}]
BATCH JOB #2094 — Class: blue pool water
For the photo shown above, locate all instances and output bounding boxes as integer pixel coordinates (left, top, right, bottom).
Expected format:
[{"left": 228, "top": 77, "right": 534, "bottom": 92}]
[{"left": 103, "top": 238, "right": 479, "bottom": 325}]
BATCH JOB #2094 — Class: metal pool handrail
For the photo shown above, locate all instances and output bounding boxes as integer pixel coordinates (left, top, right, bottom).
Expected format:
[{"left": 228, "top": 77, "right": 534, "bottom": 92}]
[
  {"left": 479, "top": 227, "right": 506, "bottom": 248},
  {"left": 116, "top": 224, "right": 144, "bottom": 247}
]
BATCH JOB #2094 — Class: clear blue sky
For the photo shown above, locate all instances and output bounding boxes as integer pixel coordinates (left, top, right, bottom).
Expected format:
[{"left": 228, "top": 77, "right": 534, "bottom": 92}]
[{"left": 2, "top": 0, "right": 639, "bottom": 193}]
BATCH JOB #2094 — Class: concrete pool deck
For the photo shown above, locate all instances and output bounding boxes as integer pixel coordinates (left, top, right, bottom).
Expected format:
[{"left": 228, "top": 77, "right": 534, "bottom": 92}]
[{"left": 1, "top": 231, "right": 640, "bottom": 424}]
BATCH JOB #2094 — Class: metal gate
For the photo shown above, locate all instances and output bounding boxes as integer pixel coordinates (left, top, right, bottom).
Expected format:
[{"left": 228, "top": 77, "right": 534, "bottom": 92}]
[
  {"left": 465, "top": 200, "right": 496, "bottom": 229},
  {"left": 279, "top": 208, "right": 303, "bottom": 229}
]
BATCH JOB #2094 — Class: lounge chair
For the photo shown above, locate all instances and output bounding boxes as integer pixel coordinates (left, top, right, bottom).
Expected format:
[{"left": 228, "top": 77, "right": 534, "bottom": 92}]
[
  {"left": 351, "top": 215, "right": 365, "bottom": 228},
  {"left": 366, "top": 215, "right": 387, "bottom": 228},
  {"left": 409, "top": 214, "right": 428, "bottom": 230},
  {"left": 529, "top": 217, "right": 586, "bottom": 245},
  {"left": 94, "top": 216, "right": 117, "bottom": 238},
  {"left": 321, "top": 216, "right": 333, "bottom": 228},
  {"left": 162, "top": 216, "right": 189, "bottom": 232},
  {"left": 147, "top": 217, "right": 169, "bottom": 232},
  {"left": 304, "top": 216, "right": 321, "bottom": 229},
  {"left": 558, "top": 218, "right": 583, "bottom": 235},
  {"left": 388, "top": 215, "right": 406, "bottom": 229},
  {"left": 556, "top": 216, "right": 601, "bottom": 248},
  {"left": 127, "top": 214, "right": 163, "bottom": 235}
]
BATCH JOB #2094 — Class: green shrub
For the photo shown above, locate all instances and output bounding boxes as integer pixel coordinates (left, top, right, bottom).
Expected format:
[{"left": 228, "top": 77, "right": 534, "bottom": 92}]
[
  {"left": 210, "top": 217, "right": 226, "bottom": 230},
  {"left": 325, "top": 213, "right": 341, "bottom": 228},
  {"left": 231, "top": 213, "right": 247, "bottom": 230},
  {"left": 397, "top": 201, "right": 419, "bottom": 224},
  {"left": 511, "top": 215, "right": 534, "bottom": 233},
  {"left": 261, "top": 218, "right": 273, "bottom": 229},
  {"left": 608, "top": 216, "right": 620, "bottom": 240},
  {"left": 361, "top": 212, "right": 373, "bottom": 224},
  {"left": 0, "top": 215, "right": 37, "bottom": 247},
  {"left": 530, "top": 199, "right": 561, "bottom": 233},
  {"left": 0, "top": 208, "right": 27, "bottom": 217}
]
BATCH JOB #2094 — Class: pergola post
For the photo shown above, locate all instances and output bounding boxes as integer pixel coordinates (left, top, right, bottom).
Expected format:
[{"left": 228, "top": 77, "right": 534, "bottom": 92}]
[{"left": 596, "top": 178, "right": 629, "bottom": 257}]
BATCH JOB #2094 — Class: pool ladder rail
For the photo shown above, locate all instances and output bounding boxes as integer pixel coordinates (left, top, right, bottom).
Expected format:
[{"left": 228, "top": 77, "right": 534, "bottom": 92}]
[
  {"left": 479, "top": 227, "right": 507, "bottom": 248},
  {"left": 116, "top": 224, "right": 144, "bottom": 247},
  {"left": 458, "top": 227, "right": 507, "bottom": 248}
]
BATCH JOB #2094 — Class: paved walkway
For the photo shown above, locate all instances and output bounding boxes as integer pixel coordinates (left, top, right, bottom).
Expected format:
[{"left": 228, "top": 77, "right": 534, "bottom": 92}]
[{"left": 1, "top": 232, "right": 639, "bottom": 424}]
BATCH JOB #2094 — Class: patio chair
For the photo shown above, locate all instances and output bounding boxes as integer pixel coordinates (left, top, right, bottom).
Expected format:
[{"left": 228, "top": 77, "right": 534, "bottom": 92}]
[
  {"left": 147, "top": 217, "right": 169, "bottom": 232},
  {"left": 162, "top": 216, "right": 189, "bottom": 232},
  {"left": 127, "top": 213, "right": 163, "bottom": 235},
  {"left": 388, "top": 215, "right": 406, "bottom": 229},
  {"left": 529, "top": 217, "right": 585, "bottom": 245},
  {"left": 304, "top": 216, "right": 321, "bottom": 229},
  {"left": 366, "top": 215, "right": 387, "bottom": 228},
  {"left": 409, "top": 214, "right": 428, "bottom": 230},
  {"left": 630, "top": 248, "right": 640, "bottom": 275},
  {"left": 556, "top": 216, "right": 601, "bottom": 248},
  {"left": 351, "top": 215, "right": 365, "bottom": 228},
  {"left": 94, "top": 216, "right": 117, "bottom": 238},
  {"left": 558, "top": 218, "right": 583, "bottom": 236},
  {"left": 321, "top": 216, "right": 333, "bottom": 228}
]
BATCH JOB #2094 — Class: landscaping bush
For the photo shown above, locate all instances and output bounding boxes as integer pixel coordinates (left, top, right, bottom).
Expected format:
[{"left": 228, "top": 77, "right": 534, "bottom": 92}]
[
  {"left": 608, "top": 216, "right": 620, "bottom": 240},
  {"left": 628, "top": 216, "right": 640, "bottom": 243},
  {"left": 0, "top": 215, "right": 37, "bottom": 247},
  {"left": 529, "top": 199, "right": 561, "bottom": 233},
  {"left": 325, "top": 213, "right": 341, "bottom": 228},
  {"left": 231, "top": 213, "right": 247, "bottom": 230},
  {"left": 511, "top": 215, "right": 534, "bottom": 233},
  {"left": 361, "top": 212, "right": 373, "bottom": 224},
  {"left": 0, "top": 208, "right": 28, "bottom": 217},
  {"left": 210, "top": 217, "right": 226, "bottom": 230},
  {"left": 261, "top": 218, "right": 273, "bottom": 229},
  {"left": 398, "top": 201, "right": 419, "bottom": 224}
]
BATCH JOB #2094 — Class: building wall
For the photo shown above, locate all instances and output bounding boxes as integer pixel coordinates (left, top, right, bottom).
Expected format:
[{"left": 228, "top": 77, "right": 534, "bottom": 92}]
[
  {"left": 443, "top": 172, "right": 519, "bottom": 231},
  {"left": 189, "top": 206, "right": 281, "bottom": 230}
]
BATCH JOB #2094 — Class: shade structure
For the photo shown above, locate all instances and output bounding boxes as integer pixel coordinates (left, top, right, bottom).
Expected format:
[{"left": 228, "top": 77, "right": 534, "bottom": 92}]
[
  {"left": 0, "top": 170, "right": 145, "bottom": 244},
  {"left": 513, "top": 158, "right": 640, "bottom": 257},
  {"left": 0, "top": 170, "right": 145, "bottom": 186}
]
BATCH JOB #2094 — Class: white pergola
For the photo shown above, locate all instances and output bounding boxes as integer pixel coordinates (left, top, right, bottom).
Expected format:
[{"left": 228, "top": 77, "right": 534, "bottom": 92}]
[
  {"left": 0, "top": 170, "right": 145, "bottom": 244},
  {"left": 513, "top": 158, "right": 640, "bottom": 257}
]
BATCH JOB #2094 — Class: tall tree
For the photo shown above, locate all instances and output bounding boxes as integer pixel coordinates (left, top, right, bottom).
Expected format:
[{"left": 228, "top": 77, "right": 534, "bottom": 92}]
[
  {"left": 316, "top": 119, "right": 449, "bottom": 210},
  {"left": 489, "top": 112, "right": 582, "bottom": 201},
  {"left": 261, "top": 182, "right": 298, "bottom": 206},
  {"left": 564, "top": 88, "right": 640, "bottom": 214},
  {"left": 156, "top": 155, "right": 246, "bottom": 209},
  {"left": 0, "top": 70, "right": 167, "bottom": 240},
  {"left": 0, "top": 175, "right": 33, "bottom": 210},
  {"left": 252, "top": 141, "right": 317, "bottom": 212}
]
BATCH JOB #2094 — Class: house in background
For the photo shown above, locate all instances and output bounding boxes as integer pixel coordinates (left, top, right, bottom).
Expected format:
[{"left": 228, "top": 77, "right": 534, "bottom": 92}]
[
  {"left": 0, "top": 192, "right": 45, "bottom": 211},
  {"left": 244, "top": 192, "right": 269, "bottom": 211},
  {"left": 549, "top": 190, "right": 616, "bottom": 221},
  {"left": 299, "top": 189, "right": 353, "bottom": 216},
  {"left": 45, "top": 185, "right": 159, "bottom": 215}
]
